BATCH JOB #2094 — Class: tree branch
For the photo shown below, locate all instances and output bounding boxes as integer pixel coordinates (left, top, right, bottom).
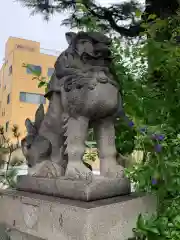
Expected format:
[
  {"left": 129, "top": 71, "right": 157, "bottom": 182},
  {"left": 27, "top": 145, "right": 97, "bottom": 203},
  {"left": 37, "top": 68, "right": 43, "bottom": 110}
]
[
  {"left": 83, "top": 2, "right": 142, "bottom": 37},
  {"left": 17, "top": 0, "right": 143, "bottom": 37}
]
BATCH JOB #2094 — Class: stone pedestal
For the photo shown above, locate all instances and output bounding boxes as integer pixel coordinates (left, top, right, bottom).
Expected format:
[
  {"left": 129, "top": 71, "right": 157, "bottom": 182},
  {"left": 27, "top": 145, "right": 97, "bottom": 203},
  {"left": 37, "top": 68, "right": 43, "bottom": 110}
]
[
  {"left": 0, "top": 190, "right": 156, "bottom": 240},
  {"left": 16, "top": 175, "right": 131, "bottom": 201}
]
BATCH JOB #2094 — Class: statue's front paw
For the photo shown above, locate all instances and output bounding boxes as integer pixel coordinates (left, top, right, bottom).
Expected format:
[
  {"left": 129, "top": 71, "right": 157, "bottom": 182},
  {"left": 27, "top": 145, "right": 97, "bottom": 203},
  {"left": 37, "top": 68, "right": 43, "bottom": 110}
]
[
  {"left": 65, "top": 162, "right": 93, "bottom": 182},
  {"left": 103, "top": 165, "right": 125, "bottom": 179},
  {"left": 30, "top": 161, "right": 64, "bottom": 178}
]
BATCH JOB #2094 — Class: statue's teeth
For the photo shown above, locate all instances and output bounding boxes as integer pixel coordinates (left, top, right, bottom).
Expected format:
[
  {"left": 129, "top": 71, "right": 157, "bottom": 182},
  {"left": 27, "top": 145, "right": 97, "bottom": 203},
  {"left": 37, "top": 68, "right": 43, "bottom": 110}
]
[
  {"left": 64, "top": 147, "right": 68, "bottom": 155},
  {"left": 64, "top": 131, "right": 68, "bottom": 137},
  {"left": 62, "top": 123, "right": 68, "bottom": 130},
  {"left": 64, "top": 139, "right": 68, "bottom": 145}
]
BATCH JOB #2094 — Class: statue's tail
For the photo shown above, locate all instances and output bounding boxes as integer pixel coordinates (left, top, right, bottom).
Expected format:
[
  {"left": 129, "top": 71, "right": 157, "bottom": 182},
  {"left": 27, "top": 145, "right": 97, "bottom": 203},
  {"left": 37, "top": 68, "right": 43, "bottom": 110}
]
[
  {"left": 61, "top": 115, "right": 69, "bottom": 167},
  {"left": 60, "top": 116, "right": 93, "bottom": 172}
]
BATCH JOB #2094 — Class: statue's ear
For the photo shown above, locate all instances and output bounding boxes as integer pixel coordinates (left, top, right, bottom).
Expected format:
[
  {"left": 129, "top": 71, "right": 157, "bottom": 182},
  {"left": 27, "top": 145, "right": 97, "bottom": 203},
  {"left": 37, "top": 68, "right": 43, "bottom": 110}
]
[
  {"left": 25, "top": 118, "right": 36, "bottom": 135},
  {"left": 34, "top": 104, "right": 44, "bottom": 130},
  {"left": 65, "top": 32, "right": 77, "bottom": 45}
]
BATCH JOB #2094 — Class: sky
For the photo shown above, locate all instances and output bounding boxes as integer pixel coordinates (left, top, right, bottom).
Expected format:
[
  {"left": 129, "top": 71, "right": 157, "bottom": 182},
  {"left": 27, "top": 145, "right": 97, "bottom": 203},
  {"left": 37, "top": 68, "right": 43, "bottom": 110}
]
[
  {"left": 0, "top": 0, "right": 69, "bottom": 65},
  {"left": 0, "top": 0, "right": 114, "bottom": 67}
]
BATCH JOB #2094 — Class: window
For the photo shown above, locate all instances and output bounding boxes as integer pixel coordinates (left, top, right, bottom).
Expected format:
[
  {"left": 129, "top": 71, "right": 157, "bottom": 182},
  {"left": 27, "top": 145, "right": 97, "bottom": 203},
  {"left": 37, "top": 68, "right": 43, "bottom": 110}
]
[
  {"left": 7, "top": 94, "right": 10, "bottom": 104},
  {"left": 8, "top": 65, "right": 12, "bottom": 75},
  {"left": 47, "top": 68, "right": 54, "bottom": 77},
  {"left": 2, "top": 109, "right": 5, "bottom": 116},
  {"left": 26, "top": 64, "right": 42, "bottom": 75},
  {"left": 5, "top": 121, "right": 9, "bottom": 132},
  {"left": 19, "top": 92, "right": 46, "bottom": 104}
]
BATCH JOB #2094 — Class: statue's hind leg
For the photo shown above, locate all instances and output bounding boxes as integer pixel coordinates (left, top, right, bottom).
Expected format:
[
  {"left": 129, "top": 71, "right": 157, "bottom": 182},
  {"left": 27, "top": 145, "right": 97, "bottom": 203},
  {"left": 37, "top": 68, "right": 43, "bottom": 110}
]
[
  {"left": 65, "top": 116, "right": 93, "bottom": 181},
  {"left": 94, "top": 117, "right": 124, "bottom": 178}
]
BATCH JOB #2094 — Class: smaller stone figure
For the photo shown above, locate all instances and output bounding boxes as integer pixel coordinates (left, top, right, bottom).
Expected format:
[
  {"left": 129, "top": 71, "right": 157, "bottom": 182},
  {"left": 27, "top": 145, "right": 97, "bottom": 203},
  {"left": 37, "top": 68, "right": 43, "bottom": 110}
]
[{"left": 21, "top": 104, "right": 64, "bottom": 178}]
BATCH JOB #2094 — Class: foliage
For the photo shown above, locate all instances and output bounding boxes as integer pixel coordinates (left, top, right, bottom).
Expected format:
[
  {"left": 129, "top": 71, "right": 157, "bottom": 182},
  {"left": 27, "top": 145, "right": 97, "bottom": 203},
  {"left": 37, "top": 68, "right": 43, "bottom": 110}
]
[
  {"left": 115, "top": 116, "right": 136, "bottom": 156},
  {"left": 22, "top": 63, "right": 49, "bottom": 92},
  {"left": 0, "top": 125, "right": 21, "bottom": 188},
  {"left": 16, "top": 0, "right": 180, "bottom": 39},
  {"left": 120, "top": 12, "right": 180, "bottom": 240},
  {"left": 16, "top": 0, "right": 143, "bottom": 37},
  {"left": 0, "top": 168, "right": 18, "bottom": 189},
  {"left": 83, "top": 148, "right": 97, "bottom": 163},
  {"left": 82, "top": 139, "right": 98, "bottom": 171}
]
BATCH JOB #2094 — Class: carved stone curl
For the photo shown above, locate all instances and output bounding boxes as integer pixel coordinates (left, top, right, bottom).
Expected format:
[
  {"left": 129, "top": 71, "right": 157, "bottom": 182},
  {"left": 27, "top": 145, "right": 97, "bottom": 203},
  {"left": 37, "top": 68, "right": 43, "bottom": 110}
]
[{"left": 18, "top": 31, "right": 130, "bottom": 201}]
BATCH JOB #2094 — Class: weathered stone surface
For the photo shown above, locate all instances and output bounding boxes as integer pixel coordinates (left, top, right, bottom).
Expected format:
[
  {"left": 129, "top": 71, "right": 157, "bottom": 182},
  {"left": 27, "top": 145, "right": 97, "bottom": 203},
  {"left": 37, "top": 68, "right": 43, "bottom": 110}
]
[
  {"left": 8, "top": 229, "right": 43, "bottom": 240},
  {"left": 0, "top": 190, "right": 156, "bottom": 240},
  {"left": 16, "top": 175, "right": 130, "bottom": 201},
  {"left": 21, "top": 31, "right": 128, "bottom": 186},
  {"left": 0, "top": 223, "right": 9, "bottom": 240}
]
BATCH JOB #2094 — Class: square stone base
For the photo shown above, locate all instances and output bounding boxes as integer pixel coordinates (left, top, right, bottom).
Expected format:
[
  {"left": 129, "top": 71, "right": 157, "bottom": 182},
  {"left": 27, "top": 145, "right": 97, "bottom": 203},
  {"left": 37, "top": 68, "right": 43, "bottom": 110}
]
[
  {"left": 0, "top": 190, "right": 156, "bottom": 240},
  {"left": 16, "top": 175, "right": 131, "bottom": 201}
]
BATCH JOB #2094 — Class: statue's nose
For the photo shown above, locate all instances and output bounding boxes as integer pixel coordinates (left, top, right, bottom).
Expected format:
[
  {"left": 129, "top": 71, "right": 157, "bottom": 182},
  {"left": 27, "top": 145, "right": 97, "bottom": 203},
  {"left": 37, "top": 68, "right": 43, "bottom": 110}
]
[
  {"left": 95, "top": 47, "right": 111, "bottom": 57},
  {"left": 105, "top": 49, "right": 111, "bottom": 57},
  {"left": 27, "top": 163, "right": 32, "bottom": 168}
]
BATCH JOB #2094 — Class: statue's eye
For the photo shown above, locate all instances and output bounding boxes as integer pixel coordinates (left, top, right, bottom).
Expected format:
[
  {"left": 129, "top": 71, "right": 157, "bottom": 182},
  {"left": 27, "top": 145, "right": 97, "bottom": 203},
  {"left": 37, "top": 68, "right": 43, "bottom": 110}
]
[
  {"left": 26, "top": 144, "right": 31, "bottom": 149},
  {"left": 81, "top": 40, "right": 90, "bottom": 44}
]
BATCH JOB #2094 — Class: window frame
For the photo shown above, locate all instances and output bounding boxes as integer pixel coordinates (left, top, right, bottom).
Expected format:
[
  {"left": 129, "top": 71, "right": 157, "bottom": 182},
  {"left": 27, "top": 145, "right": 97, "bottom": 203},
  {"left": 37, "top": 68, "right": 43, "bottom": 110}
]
[
  {"left": 8, "top": 65, "right": 12, "bottom": 76},
  {"left": 19, "top": 92, "right": 46, "bottom": 104},
  {"left": 7, "top": 93, "right": 10, "bottom": 104},
  {"left": 26, "top": 64, "right": 42, "bottom": 75},
  {"left": 5, "top": 121, "right": 9, "bottom": 132},
  {"left": 47, "top": 68, "right": 54, "bottom": 77}
]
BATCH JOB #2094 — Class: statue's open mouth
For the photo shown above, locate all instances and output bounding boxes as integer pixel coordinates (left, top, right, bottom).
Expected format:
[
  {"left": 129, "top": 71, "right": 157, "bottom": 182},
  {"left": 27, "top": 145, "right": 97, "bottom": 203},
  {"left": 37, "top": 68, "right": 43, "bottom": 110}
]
[
  {"left": 94, "top": 49, "right": 111, "bottom": 58},
  {"left": 82, "top": 52, "right": 113, "bottom": 61}
]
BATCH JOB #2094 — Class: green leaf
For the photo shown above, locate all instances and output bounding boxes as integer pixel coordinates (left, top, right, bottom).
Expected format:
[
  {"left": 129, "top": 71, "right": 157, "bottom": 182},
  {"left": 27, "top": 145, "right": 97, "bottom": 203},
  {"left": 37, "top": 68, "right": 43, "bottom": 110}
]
[
  {"left": 45, "top": 86, "right": 48, "bottom": 93},
  {"left": 137, "top": 214, "right": 145, "bottom": 229},
  {"left": 26, "top": 64, "right": 41, "bottom": 77},
  {"left": 148, "top": 14, "right": 157, "bottom": 20},
  {"left": 145, "top": 226, "right": 160, "bottom": 235},
  {"left": 135, "top": 9, "right": 142, "bottom": 18},
  {"left": 38, "top": 81, "right": 47, "bottom": 88},
  {"left": 140, "top": 23, "right": 148, "bottom": 29}
]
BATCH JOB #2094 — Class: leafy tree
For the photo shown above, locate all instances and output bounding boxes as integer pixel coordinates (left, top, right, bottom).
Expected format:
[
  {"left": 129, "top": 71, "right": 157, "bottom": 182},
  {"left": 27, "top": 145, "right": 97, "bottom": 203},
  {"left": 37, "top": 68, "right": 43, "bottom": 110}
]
[
  {"left": 0, "top": 168, "right": 18, "bottom": 189},
  {"left": 120, "top": 14, "right": 180, "bottom": 239},
  {"left": 16, "top": 0, "right": 180, "bottom": 38},
  {"left": 0, "top": 125, "right": 21, "bottom": 188}
]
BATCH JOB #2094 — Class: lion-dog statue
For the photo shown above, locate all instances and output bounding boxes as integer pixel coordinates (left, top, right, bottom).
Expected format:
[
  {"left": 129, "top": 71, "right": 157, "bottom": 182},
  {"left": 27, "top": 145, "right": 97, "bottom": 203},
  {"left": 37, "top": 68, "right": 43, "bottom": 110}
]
[{"left": 21, "top": 31, "right": 124, "bottom": 181}]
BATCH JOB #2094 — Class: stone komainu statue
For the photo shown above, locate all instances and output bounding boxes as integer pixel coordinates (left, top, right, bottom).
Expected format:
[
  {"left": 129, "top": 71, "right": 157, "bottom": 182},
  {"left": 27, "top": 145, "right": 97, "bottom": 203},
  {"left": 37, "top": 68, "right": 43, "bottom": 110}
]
[{"left": 21, "top": 31, "right": 124, "bottom": 180}]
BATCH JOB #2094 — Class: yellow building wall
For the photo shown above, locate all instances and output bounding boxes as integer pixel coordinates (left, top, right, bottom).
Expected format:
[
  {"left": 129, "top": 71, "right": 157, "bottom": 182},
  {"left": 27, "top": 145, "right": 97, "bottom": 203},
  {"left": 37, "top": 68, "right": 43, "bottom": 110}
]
[
  {"left": 0, "top": 52, "right": 14, "bottom": 140},
  {"left": 0, "top": 37, "right": 56, "bottom": 143},
  {"left": 5, "top": 37, "right": 40, "bottom": 59},
  {"left": 0, "top": 67, "right": 4, "bottom": 114}
]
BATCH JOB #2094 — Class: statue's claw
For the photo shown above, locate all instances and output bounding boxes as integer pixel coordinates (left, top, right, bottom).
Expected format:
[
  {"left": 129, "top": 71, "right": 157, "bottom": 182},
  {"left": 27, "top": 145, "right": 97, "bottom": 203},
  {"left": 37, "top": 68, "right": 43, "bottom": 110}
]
[
  {"left": 102, "top": 164, "right": 125, "bottom": 179},
  {"left": 65, "top": 161, "right": 93, "bottom": 182}
]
